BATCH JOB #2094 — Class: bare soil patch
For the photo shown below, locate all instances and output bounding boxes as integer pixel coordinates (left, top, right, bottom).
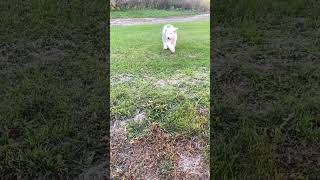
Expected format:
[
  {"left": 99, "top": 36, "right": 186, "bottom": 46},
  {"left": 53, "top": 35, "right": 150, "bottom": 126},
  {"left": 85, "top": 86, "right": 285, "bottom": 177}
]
[
  {"left": 0, "top": 40, "right": 66, "bottom": 66},
  {"left": 110, "top": 124, "right": 209, "bottom": 179}
]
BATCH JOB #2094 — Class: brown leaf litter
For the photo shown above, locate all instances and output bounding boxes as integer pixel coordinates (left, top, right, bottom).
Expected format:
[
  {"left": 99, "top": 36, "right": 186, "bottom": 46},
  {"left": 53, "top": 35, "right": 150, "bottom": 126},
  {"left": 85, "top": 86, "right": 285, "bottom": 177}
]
[{"left": 111, "top": 123, "right": 209, "bottom": 180}]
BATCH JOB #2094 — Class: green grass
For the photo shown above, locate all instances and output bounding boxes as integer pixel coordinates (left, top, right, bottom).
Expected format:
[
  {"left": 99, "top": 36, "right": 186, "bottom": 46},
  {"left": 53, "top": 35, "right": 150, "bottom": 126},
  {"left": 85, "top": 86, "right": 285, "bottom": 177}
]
[
  {"left": 111, "top": 20, "right": 209, "bottom": 138},
  {"left": 211, "top": 1, "right": 320, "bottom": 178},
  {"left": 0, "top": 0, "right": 108, "bottom": 179},
  {"left": 111, "top": 9, "right": 197, "bottom": 19},
  {"left": 157, "top": 157, "right": 174, "bottom": 178}
]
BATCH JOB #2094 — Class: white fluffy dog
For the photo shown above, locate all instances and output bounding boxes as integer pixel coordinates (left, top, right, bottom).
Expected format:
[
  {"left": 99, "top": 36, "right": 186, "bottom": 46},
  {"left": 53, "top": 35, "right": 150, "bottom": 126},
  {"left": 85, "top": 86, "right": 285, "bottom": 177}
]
[{"left": 162, "top": 24, "right": 178, "bottom": 53}]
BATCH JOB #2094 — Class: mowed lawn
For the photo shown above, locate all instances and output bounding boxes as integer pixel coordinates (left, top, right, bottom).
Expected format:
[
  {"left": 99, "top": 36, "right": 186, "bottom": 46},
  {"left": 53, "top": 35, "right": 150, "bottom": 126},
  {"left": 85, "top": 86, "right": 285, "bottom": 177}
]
[{"left": 111, "top": 20, "right": 209, "bottom": 138}]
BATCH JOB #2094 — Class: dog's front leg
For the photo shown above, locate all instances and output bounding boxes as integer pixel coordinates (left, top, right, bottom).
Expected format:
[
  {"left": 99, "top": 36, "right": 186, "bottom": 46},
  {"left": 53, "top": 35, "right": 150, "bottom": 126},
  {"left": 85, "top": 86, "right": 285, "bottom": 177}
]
[
  {"left": 162, "top": 35, "right": 168, "bottom": 49},
  {"left": 163, "top": 41, "right": 168, "bottom": 49},
  {"left": 167, "top": 43, "right": 175, "bottom": 53}
]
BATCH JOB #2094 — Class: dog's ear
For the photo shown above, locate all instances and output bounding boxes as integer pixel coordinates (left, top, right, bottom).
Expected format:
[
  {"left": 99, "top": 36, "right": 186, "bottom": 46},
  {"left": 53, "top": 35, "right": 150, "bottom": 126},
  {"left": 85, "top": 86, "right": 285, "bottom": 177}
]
[{"left": 174, "top": 27, "right": 178, "bottom": 32}]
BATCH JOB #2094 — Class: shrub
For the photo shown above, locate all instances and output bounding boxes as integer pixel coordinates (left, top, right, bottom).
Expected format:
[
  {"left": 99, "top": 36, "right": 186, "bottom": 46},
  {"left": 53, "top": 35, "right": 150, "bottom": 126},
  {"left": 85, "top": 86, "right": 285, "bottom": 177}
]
[{"left": 111, "top": 0, "right": 210, "bottom": 11}]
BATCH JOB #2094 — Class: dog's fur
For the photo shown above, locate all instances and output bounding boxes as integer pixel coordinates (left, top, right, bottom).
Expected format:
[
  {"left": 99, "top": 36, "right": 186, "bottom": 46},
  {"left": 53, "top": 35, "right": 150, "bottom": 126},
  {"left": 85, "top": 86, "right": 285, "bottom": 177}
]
[{"left": 162, "top": 24, "right": 178, "bottom": 53}]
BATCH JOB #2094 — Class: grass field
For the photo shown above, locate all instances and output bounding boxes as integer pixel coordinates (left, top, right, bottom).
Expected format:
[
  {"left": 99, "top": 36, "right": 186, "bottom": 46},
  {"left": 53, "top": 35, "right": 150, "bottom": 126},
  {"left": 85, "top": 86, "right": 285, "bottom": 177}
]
[
  {"left": 111, "top": 9, "right": 197, "bottom": 19},
  {"left": 110, "top": 21, "right": 210, "bottom": 178},
  {"left": 0, "top": 0, "right": 108, "bottom": 179},
  {"left": 211, "top": 0, "right": 320, "bottom": 178},
  {"left": 1, "top": 0, "right": 319, "bottom": 178}
]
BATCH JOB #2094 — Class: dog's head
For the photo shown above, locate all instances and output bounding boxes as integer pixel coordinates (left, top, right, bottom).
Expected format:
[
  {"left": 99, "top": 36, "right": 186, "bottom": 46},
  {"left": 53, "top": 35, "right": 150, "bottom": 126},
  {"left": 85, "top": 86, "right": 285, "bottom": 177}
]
[{"left": 165, "top": 27, "right": 178, "bottom": 40}]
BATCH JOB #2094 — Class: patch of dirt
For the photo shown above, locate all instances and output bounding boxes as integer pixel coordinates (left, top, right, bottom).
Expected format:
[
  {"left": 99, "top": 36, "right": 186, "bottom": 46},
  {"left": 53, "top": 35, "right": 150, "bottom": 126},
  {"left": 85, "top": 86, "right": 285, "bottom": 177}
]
[
  {"left": 155, "top": 79, "right": 167, "bottom": 87},
  {"left": 111, "top": 14, "right": 209, "bottom": 26},
  {"left": 276, "top": 139, "right": 320, "bottom": 178},
  {"left": 110, "top": 112, "right": 147, "bottom": 162},
  {"left": 111, "top": 112, "right": 147, "bottom": 131},
  {"left": 198, "top": 108, "right": 209, "bottom": 117},
  {"left": 111, "top": 74, "right": 134, "bottom": 85},
  {"left": 167, "top": 79, "right": 179, "bottom": 85},
  {"left": 78, "top": 161, "right": 108, "bottom": 180},
  {"left": 154, "top": 70, "right": 209, "bottom": 88},
  {"left": 133, "top": 112, "right": 146, "bottom": 122},
  {"left": 179, "top": 154, "right": 202, "bottom": 174},
  {"left": 110, "top": 124, "right": 209, "bottom": 179},
  {"left": 0, "top": 41, "right": 65, "bottom": 66}
]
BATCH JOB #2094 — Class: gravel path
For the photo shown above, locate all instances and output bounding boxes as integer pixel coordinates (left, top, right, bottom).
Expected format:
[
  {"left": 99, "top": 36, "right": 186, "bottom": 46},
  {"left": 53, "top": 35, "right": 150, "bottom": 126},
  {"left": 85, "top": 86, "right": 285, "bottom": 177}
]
[{"left": 111, "top": 13, "right": 210, "bottom": 26}]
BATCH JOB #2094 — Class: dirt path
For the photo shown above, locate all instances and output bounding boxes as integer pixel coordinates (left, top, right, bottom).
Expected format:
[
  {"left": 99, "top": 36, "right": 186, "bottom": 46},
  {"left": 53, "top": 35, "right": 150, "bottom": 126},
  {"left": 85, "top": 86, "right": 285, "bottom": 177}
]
[{"left": 111, "top": 13, "right": 209, "bottom": 26}]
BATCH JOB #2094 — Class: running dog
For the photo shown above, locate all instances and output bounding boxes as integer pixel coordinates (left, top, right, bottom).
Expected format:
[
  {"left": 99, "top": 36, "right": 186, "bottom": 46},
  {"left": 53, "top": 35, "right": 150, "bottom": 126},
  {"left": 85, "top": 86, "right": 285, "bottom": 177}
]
[{"left": 162, "top": 24, "right": 178, "bottom": 53}]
